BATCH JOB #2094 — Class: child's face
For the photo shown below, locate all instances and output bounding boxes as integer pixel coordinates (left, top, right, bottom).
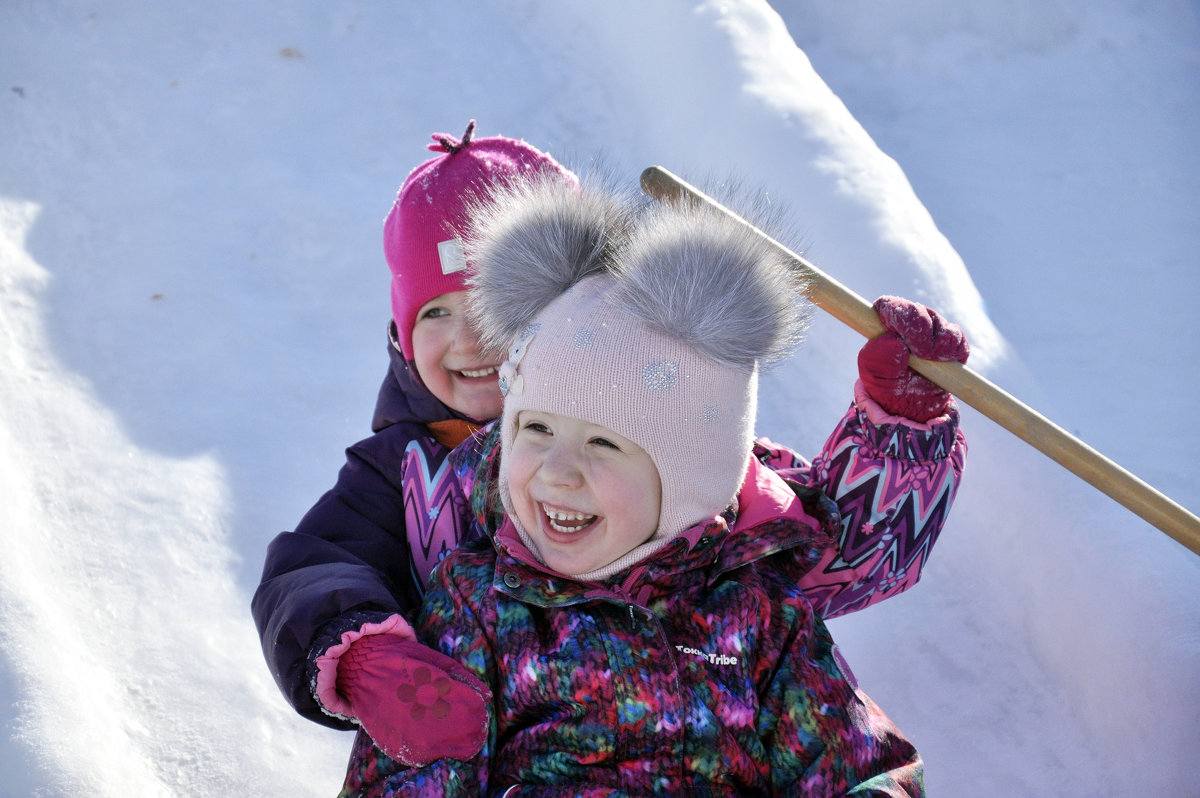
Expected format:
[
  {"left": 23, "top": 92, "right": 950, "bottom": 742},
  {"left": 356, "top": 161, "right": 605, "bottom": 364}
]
[
  {"left": 411, "top": 290, "right": 504, "bottom": 422},
  {"left": 507, "top": 410, "right": 662, "bottom": 575}
]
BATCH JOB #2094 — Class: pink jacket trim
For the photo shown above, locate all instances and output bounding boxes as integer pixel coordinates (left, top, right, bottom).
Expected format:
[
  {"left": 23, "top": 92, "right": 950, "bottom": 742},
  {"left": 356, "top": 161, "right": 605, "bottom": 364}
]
[
  {"left": 314, "top": 613, "right": 417, "bottom": 719},
  {"left": 735, "top": 455, "right": 811, "bottom": 531}
]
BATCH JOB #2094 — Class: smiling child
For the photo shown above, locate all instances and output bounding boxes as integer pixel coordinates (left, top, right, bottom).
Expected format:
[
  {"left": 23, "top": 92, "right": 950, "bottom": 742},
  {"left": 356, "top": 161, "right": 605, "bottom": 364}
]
[{"left": 338, "top": 174, "right": 931, "bottom": 796}]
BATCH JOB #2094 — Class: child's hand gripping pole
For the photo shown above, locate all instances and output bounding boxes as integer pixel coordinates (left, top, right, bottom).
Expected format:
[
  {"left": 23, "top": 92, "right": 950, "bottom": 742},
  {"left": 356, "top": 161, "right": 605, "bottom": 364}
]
[
  {"left": 858, "top": 296, "right": 971, "bottom": 422},
  {"left": 640, "top": 165, "right": 1200, "bottom": 558}
]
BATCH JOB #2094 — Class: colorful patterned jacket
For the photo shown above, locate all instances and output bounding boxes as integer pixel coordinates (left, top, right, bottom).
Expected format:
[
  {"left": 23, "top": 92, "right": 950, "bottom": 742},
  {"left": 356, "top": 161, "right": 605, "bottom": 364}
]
[
  {"left": 338, "top": 456, "right": 924, "bottom": 797},
  {"left": 457, "top": 381, "right": 966, "bottom": 620}
]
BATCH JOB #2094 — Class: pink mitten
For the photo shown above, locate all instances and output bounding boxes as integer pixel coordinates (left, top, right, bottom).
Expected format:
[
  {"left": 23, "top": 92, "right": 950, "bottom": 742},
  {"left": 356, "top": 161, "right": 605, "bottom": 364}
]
[
  {"left": 336, "top": 633, "right": 492, "bottom": 766},
  {"left": 858, "top": 296, "right": 969, "bottom": 422}
]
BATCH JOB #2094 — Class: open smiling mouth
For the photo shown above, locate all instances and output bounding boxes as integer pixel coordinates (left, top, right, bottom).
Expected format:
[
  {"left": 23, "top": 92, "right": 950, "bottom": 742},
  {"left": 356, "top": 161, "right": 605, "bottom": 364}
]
[
  {"left": 544, "top": 506, "right": 599, "bottom": 534},
  {"left": 457, "top": 365, "right": 499, "bottom": 379}
]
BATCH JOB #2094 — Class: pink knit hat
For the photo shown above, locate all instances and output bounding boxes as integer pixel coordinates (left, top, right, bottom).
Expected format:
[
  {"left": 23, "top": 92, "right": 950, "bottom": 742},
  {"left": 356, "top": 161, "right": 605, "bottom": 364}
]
[{"left": 383, "top": 120, "right": 576, "bottom": 360}]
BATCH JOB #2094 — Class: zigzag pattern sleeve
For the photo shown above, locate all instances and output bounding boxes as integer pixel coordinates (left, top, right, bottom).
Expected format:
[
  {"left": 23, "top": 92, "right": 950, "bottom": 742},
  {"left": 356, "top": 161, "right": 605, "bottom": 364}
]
[
  {"left": 758, "top": 401, "right": 966, "bottom": 619},
  {"left": 400, "top": 435, "right": 473, "bottom": 593}
]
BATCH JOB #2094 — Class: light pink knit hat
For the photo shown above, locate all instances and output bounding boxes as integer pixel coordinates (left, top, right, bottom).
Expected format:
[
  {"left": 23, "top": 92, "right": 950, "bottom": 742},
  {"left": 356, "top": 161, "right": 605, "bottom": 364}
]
[
  {"left": 465, "top": 176, "right": 811, "bottom": 574},
  {"left": 496, "top": 274, "right": 763, "bottom": 556},
  {"left": 383, "top": 120, "right": 576, "bottom": 360}
]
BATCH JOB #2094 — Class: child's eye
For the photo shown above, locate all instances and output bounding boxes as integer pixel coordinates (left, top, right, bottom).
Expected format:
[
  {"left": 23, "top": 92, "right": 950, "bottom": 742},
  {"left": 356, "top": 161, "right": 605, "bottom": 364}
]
[
  {"left": 420, "top": 307, "right": 450, "bottom": 320},
  {"left": 523, "top": 421, "right": 551, "bottom": 435},
  {"left": 589, "top": 437, "right": 620, "bottom": 450}
]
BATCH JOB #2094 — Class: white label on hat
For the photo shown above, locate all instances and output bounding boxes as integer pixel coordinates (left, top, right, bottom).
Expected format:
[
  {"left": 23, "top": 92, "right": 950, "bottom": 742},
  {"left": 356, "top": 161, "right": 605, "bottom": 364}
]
[{"left": 438, "top": 238, "right": 467, "bottom": 275}]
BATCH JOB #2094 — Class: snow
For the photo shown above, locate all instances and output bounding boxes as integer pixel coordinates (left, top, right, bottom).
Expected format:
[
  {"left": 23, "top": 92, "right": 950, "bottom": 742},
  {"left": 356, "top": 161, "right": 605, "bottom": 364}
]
[{"left": 1, "top": 1, "right": 1196, "bottom": 795}]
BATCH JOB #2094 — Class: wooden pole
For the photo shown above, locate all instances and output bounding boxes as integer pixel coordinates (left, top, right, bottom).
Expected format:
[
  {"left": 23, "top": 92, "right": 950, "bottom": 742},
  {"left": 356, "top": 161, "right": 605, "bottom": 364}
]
[{"left": 641, "top": 165, "right": 1200, "bottom": 557}]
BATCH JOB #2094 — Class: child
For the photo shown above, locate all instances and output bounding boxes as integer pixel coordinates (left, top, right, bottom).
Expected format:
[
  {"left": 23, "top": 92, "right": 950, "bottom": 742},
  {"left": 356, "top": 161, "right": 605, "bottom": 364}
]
[
  {"left": 339, "top": 176, "right": 932, "bottom": 796},
  {"left": 251, "top": 121, "right": 582, "bottom": 764}
]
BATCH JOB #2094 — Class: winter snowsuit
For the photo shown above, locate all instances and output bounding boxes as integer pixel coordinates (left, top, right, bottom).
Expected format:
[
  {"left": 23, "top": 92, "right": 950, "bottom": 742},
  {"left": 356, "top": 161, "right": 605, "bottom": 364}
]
[
  {"left": 252, "top": 325, "right": 485, "bottom": 728},
  {"left": 455, "top": 380, "right": 967, "bottom": 617},
  {"left": 338, "top": 456, "right": 924, "bottom": 797},
  {"left": 252, "top": 321, "right": 966, "bottom": 730}
]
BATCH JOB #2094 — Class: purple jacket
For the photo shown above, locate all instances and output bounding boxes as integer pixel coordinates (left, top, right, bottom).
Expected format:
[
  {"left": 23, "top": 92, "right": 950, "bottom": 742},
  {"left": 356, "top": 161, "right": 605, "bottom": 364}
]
[
  {"left": 252, "top": 326, "right": 482, "bottom": 728},
  {"left": 338, "top": 457, "right": 924, "bottom": 797}
]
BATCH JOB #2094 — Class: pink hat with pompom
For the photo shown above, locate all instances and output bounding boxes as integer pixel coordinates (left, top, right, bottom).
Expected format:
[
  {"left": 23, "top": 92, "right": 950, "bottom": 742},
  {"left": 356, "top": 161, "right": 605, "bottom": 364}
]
[
  {"left": 383, "top": 120, "right": 577, "bottom": 360},
  {"left": 464, "top": 176, "right": 811, "bottom": 578}
]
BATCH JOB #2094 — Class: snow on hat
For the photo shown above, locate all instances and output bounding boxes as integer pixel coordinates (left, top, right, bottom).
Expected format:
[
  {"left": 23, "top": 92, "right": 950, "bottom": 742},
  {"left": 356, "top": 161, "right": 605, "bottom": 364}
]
[
  {"left": 466, "top": 175, "right": 811, "bottom": 576},
  {"left": 383, "top": 120, "right": 577, "bottom": 361}
]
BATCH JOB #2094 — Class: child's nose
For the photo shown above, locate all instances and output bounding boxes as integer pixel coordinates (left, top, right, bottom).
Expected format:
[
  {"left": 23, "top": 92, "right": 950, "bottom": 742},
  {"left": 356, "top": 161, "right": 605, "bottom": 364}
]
[{"left": 539, "top": 443, "right": 583, "bottom": 487}]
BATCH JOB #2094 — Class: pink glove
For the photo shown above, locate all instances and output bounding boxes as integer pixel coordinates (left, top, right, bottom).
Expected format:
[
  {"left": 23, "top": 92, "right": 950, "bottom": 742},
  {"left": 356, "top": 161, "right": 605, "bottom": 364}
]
[
  {"left": 336, "top": 633, "right": 492, "bottom": 766},
  {"left": 857, "top": 296, "right": 969, "bottom": 422}
]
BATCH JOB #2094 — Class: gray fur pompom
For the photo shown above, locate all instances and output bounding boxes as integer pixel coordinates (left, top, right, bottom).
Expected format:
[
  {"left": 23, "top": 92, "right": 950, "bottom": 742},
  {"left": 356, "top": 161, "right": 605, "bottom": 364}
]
[
  {"left": 463, "top": 174, "right": 636, "bottom": 353},
  {"left": 611, "top": 196, "right": 812, "bottom": 369}
]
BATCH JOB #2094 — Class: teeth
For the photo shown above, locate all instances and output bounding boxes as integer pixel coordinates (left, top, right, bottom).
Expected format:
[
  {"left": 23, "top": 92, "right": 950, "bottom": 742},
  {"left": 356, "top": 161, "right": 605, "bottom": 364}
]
[
  {"left": 547, "top": 510, "right": 592, "bottom": 521},
  {"left": 545, "top": 508, "right": 597, "bottom": 533},
  {"left": 460, "top": 366, "right": 498, "bottom": 378}
]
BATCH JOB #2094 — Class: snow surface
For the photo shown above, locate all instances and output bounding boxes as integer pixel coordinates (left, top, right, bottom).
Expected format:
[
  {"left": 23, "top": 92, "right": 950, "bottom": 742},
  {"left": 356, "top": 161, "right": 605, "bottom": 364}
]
[{"left": 1, "top": 1, "right": 1197, "bottom": 795}]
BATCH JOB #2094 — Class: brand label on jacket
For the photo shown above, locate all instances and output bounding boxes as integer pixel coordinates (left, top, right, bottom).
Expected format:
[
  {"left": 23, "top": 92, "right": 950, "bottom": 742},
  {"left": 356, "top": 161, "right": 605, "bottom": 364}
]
[{"left": 675, "top": 644, "right": 739, "bottom": 666}]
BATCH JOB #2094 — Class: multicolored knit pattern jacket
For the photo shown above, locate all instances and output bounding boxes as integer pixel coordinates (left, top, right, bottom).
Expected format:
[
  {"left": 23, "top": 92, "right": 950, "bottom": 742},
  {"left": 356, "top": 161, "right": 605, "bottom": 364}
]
[
  {"left": 254, "top": 332, "right": 964, "bottom": 732},
  {"left": 338, "top": 457, "right": 924, "bottom": 797},
  {"left": 455, "top": 385, "right": 966, "bottom": 621}
]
